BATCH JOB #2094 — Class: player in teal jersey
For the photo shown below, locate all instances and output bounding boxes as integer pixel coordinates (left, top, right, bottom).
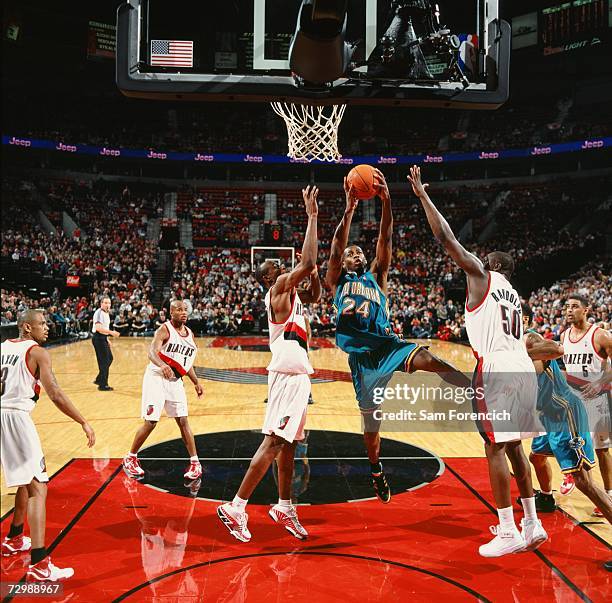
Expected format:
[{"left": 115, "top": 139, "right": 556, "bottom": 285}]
[
  {"left": 326, "top": 170, "right": 469, "bottom": 503},
  {"left": 521, "top": 304, "right": 611, "bottom": 523}
]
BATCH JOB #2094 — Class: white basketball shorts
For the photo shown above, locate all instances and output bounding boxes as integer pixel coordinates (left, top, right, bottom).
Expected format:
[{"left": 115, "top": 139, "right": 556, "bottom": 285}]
[
  {"left": 1, "top": 409, "right": 49, "bottom": 488},
  {"left": 262, "top": 372, "right": 310, "bottom": 443},
  {"left": 473, "top": 350, "right": 542, "bottom": 444},
  {"left": 141, "top": 368, "right": 188, "bottom": 422}
]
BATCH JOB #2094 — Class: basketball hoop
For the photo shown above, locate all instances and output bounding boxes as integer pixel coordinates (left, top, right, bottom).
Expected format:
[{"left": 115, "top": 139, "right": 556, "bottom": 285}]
[{"left": 271, "top": 102, "right": 347, "bottom": 163}]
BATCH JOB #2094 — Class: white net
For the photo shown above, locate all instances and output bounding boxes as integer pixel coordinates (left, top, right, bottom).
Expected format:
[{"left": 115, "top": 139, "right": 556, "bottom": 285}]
[{"left": 271, "top": 102, "right": 347, "bottom": 163}]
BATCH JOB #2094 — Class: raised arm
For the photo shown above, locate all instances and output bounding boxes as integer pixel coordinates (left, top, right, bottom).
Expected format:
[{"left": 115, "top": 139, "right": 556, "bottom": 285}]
[
  {"left": 408, "top": 166, "right": 485, "bottom": 278},
  {"left": 28, "top": 346, "right": 95, "bottom": 447},
  {"left": 148, "top": 324, "right": 174, "bottom": 379},
  {"left": 326, "top": 178, "right": 358, "bottom": 293},
  {"left": 274, "top": 185, "right": 319, "bottom": 295},
  {"left": 370, "top": 169, "right": 392, "bottom": 293}
]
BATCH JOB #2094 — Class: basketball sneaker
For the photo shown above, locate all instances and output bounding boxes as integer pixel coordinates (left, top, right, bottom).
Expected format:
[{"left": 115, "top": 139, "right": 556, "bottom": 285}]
[
  {"left": 184, "top": 461, "right": 202, "bottom": 480},
  {"left": 27, "top": 557, "right": 74, "bottom": 582},
  {"left": 122, "top": 454, "right": 145, "bottom": 479},
  {"left": 372, "top": 470, "right": 391, "bottom": 504},
  {"left": 520, "top": 518, "right": 548, "bottom": 551},
  {"left": 217, "top": 503, "right": 251, "bottom": 543},
  {"left": 559, "top": 474, "right": 575, "bottom": 496},
  {"left": 478, "top": 526, "right": 526, "bottom": 558},
  {"left": 1, "top": 535, "right": 31, "bottom": 556},
  {"left": 593, "top": 507, "right": 604, "bottom": 517},
  {"left": 269, "top": 504, "right": 308, "bottom": 540}
]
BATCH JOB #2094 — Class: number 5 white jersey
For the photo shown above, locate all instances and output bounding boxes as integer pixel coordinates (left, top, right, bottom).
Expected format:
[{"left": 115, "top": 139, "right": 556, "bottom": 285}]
[
  {"left": 562, "top": 323, "right": 608, "bottom": 390},
  {"left": 465, "top": 270, "right": 527, "bottom": 360}
]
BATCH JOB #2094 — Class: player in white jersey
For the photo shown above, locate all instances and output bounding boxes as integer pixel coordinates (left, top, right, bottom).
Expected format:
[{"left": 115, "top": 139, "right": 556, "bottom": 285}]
[
  {"left": 409, "top": 165, "right": 547, "bottom": 558},
  {"left": 123, "top": 300, "right": 204, "bottom": 482},
  {"left": 1, "top": 309, "right": 95, "bottom": 581},
  {"left": 562, "top": 293, "right": 612, "bottom": 516},
  {"left": 218, "top": 185, "right": 320, "bottom": 543}
]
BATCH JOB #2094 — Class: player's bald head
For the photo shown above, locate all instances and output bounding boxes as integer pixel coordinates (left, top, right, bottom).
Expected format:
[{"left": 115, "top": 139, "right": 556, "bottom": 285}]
[
  {"left": 17, "top": 309, "right": 45, "bottom": 330},
  {"left": 170, "top": 299, "right": 187, "bottom": 311},
  {"left": 17, "top": 308, "right": 48, "bottom": 343},
  {"left": 485, "top": 251, "right": 515, "bottom": 279},
  {"left": 255, "top": 260, "right": 280, "bottom": 287}
]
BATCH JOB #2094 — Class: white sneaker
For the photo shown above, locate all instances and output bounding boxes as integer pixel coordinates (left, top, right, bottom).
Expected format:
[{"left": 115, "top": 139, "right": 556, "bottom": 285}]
[
  {"left": 122, "top": 454, "right": 145, "bottom": 478},
  {"left": 478, "top": 525, "right": 526, "bottom": 558},
  {"left": 184, "top": 461, "right": 202, "bottom": 480},
  {"left": 217, "top": 503, "right": 251, "bottom": 542},
  {"left": 269, "top": 504, "right": 308, "bottom": 540},
  {"left": 27, "top": 557, "right": 74, "bottom": 581},
  {"left": 2, "top": 535, "right": 31, "bottom": 556},
  {"left": 520, "top": 518, "right": 548, "bottom": 551}
]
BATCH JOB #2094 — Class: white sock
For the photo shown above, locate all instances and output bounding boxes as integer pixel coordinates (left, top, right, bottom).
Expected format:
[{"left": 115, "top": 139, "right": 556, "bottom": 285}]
[
  {"left": 278, "top": 498, "right": 292, "bottom": 509},
  {"left": 232, "top": 495, "right": 247, "bottom": 511},
  {"left": 128, "top": 452, "right": 137, "bottom": 458},
  {"left": 190, "top": 455, "right": 199, "bottom": 463},
  {"left": 497, "top": 506, "right": 516, "bottom": 532},
  {"left": 540, "top": 490, "right": 552, "bottom": 496},
  {"left": 606, "top": 490, "right": 612, "bottom": 498},
  {"left": 521, "top": 496, "right": 538, "bottom": 522}
]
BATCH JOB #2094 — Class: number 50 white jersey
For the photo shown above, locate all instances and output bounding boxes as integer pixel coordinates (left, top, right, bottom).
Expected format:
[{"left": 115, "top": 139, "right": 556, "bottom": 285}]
[{"left": 465, "top": 271, "right": 527, "bottom": 360}]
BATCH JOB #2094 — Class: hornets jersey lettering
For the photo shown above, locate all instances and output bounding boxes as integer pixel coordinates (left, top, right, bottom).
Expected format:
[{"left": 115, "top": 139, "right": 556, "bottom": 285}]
[
  {"left": 536, "top": 358, "right": 582, "bottom": 417},
  {"left": 333, "top": 271, "right": 396, "bottom": 353}
]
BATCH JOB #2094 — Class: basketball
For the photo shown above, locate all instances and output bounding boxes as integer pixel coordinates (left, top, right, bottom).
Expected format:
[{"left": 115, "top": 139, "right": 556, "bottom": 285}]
[{"left": 346, "top": 164, "right": 378, "bottom": 199}]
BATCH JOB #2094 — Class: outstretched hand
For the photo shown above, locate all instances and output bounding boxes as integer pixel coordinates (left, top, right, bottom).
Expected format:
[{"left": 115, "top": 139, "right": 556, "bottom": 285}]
[
  {"left": 343, "top": 177, "right": 359, "bottom": 213},
  {"left": 407, "top": 165, "right": 429, "bottom": 198},
  {"left": 373, "top": 169, "right": 390, "bottom": 203},
  {"left": 302, "top": 185, "right": 319, "bottom": 217}
]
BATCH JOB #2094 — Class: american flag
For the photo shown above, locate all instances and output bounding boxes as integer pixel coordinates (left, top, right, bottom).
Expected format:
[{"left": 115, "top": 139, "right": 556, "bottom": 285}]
[{"left": 150, "top": 40, "right": 193, "bottom": 68}]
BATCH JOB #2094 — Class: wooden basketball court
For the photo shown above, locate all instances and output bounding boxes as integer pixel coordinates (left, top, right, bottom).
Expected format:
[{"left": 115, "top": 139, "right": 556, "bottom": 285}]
[{"left": 2, "top": 336, "right": 609, "bottom": 541}]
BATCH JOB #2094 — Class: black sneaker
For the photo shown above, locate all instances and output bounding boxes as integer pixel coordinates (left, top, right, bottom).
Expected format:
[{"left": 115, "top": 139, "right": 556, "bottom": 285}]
[
  {"left": 308, "top": 394, "right": 314, "bottom": 405},
  {"left": 516, "top": 489, "right": 556, "bottom": 513},
  {"left": 372, "top": 470, "right": 391, "bottom": 504},
  {"left": 98, "top": 385, "right": 114, "bottom": 391}
]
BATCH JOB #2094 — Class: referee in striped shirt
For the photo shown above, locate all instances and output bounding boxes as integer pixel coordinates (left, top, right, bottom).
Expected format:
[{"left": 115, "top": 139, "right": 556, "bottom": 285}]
[{"left": 92, "top": 297, "right": 119, "bottom": 391}]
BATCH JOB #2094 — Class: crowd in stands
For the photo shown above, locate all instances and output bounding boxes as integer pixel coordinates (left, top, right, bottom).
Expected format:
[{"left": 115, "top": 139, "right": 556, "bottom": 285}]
[
  {"left": 528, "top": 260, "right": 612, "bottom": 338},
  {"left": 2, "top": 173, "right": 609, "bottom": 344}
]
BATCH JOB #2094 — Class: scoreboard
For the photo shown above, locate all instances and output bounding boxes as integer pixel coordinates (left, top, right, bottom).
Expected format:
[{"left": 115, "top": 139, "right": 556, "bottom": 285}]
[{"left": 541, "top": 0, "right": 609, "bottom": 53}]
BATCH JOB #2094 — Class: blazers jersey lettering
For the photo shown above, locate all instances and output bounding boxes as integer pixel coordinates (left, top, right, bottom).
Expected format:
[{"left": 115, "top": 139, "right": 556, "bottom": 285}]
[
  {"left": 562, "top": 323, "right": 609, "bottom": 400},
  {"left": 266, "top": 289, "right": 313, "bottom": 374},
  {"left": 465, "top": 270, "right": 527, "bottom": 359},
  {"left": 149, "top": 322, "right": 197, "bottom": 378},
  {"left": 333, "top": 271, "right": 395, "bottom": 353},
  {"left": 1, "top": 339, "right": 41, "bottom": 412}
]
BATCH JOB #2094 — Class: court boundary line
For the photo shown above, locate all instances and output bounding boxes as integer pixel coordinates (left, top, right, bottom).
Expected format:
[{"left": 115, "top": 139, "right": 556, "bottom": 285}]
[
  {"left": 555, "top": 506, "right": 611, "bottom": 550},
  {"left": 111, "top": 551, "right": 492, "bottom": 603},
  {"left": 0, "top": 459, "right": 76, "bottom": 523},
  {"left": 445, "top": 462, "right": 593, "bottom": 603},
  {"left": 2, "top": 464, "right": 122, "bottom": 603}
]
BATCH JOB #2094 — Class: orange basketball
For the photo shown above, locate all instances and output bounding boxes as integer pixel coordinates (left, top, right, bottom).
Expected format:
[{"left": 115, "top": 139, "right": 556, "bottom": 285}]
[{"left": 346, "top": 164, "right": 378, "bottom": 200}]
